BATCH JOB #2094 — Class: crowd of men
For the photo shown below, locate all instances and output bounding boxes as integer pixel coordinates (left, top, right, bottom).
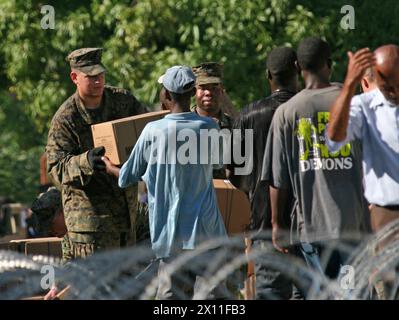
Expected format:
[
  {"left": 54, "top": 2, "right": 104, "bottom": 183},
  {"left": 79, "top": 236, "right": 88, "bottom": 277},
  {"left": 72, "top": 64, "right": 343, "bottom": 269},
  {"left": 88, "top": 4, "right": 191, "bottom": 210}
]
[{"left": 31, "top": 36, "right": 399, "bottom": 300}]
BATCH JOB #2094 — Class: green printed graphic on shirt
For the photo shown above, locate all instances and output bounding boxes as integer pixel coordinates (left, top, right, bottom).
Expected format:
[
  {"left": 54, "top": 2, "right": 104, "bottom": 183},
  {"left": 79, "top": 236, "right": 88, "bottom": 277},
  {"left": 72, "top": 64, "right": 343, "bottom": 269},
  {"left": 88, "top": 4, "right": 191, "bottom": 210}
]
[{"left": 295, "top": 112, "right": 353, "bottom": 172}]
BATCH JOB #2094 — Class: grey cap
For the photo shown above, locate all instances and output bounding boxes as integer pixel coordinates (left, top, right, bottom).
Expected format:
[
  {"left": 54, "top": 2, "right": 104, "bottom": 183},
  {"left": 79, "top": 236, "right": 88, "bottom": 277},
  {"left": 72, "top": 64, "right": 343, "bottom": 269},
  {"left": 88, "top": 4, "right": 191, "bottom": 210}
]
[{"left": 158, "top": 65, "right": 196, "bottom": 94}]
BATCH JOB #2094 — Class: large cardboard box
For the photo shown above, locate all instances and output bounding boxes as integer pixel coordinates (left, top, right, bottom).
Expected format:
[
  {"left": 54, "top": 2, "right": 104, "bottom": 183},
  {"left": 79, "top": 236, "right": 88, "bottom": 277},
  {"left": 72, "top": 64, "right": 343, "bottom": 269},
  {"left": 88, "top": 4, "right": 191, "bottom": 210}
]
[
  {"left": 91, "top": 110, "right": 170, "bottom": 165},
  {"left": 213, "top": 179, "right": 251, "bottom": 235},
  {"left": 9, "top": 237, "right": 62, "bottom": 258}
]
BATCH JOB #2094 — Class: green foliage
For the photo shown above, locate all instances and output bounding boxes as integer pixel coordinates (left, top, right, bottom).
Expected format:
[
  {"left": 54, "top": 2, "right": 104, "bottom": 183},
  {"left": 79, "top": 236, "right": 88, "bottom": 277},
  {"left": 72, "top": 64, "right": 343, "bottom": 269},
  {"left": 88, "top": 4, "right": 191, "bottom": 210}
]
[
  {"left": 0, "top": 132, "right": 43, "bottom": 204},
  {"left": 0, "top": 0, "right": 398, "bottom": 202}
]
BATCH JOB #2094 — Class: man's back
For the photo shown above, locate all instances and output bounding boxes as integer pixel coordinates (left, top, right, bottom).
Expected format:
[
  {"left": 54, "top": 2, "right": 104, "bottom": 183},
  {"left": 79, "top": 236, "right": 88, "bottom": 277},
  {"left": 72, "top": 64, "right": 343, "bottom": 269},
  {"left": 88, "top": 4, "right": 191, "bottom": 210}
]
[
  {"left": 235, "top": 90, "right": 296, "bottom": 231},
  {"left": 270, "top": 86, "right": 369, "bottom": 242},
  {"left": 119, "top": 112, "right": 227, "bottom": 258}
]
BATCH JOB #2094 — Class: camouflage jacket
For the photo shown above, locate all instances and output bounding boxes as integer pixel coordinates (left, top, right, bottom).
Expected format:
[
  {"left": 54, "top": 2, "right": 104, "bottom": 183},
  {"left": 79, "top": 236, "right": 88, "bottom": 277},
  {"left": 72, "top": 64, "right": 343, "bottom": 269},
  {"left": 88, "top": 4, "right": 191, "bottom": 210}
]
[
  {"left": 191, "top": 106, "right": 233, "bottom": 179},
  {"left": 191, "top": 105, "right": 234, "bottom": 130},
  {"left": 46, "top": 86, "right": 146, "bottom": 233}
]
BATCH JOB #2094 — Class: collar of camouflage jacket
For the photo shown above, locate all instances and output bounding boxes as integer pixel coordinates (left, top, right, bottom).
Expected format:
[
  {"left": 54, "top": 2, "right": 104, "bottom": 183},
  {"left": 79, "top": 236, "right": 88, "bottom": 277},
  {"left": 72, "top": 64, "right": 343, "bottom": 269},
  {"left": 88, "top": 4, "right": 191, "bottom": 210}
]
[
  {"left": 74, "top": 90, "right": 110, "bottom": 125},
  {"left": 191, "top": 105, "right": 233, "bottom": 129}
]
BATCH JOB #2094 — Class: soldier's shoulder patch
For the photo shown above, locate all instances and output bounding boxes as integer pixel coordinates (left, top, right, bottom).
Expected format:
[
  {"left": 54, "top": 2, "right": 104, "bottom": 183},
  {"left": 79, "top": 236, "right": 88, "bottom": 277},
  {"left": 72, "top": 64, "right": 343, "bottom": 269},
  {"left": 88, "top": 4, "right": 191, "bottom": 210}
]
[
  {"left": 54, "top": 95, "right": 77, "bottom": 117},
  {"left": 50, "top": 96, "right": 81, "bottom": 130}
]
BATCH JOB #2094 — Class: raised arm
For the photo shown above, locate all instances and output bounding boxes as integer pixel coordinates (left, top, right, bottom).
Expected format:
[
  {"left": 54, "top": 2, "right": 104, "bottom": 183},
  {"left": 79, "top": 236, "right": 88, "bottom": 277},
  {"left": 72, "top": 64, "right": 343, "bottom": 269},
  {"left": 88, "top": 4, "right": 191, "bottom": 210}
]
[{"left": 328, "top": 48, "right": 375, "bottom": 142}]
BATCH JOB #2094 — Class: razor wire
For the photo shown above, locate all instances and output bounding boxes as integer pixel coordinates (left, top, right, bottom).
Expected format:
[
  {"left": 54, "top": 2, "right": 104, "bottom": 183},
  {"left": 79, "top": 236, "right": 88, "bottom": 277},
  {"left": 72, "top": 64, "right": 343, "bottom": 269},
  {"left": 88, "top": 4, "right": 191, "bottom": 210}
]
[{"left": 1, "top": 223, "right": 399, "bottom": 300}]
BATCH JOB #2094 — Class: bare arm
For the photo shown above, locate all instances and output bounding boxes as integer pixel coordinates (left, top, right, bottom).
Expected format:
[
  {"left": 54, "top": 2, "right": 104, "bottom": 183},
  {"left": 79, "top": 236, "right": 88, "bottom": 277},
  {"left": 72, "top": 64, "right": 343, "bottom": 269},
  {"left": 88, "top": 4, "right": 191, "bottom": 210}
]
[
  {"left": 102, "top": 156, "right": 120, "bottom": 177},
  {"left": 270, "top": 185, "right": 289, "bottom": 254},
  {"left": 328, "top": 48, "right": 376, "bottom": 142}
]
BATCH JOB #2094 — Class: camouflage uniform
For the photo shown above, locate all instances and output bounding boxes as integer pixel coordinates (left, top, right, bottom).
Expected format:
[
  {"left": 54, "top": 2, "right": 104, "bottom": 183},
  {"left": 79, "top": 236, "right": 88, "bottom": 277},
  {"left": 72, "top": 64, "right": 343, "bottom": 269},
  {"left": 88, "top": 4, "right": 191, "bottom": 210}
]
[
  {"left": 192, "top": 62, "right": 234, "bottom": 179},
  {"left": 191, "top": 106, "right": 234, "bottom": 130},
  {"left": 190, "top": 107, "right": 233, "bottom": 179},
  {"left": 46, "top": 48, "right": 146, "bottom": 261}
]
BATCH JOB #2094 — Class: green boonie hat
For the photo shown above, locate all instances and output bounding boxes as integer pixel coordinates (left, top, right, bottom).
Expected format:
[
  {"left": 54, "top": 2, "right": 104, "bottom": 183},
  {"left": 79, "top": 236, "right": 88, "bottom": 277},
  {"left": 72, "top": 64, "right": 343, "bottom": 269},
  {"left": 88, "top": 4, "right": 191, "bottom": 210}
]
[
  {"left": 67, "top": 47, "right": 106, "bottom": 76},
  {"left": 192, "top": 62, "right": 223, "bottom": 85}
]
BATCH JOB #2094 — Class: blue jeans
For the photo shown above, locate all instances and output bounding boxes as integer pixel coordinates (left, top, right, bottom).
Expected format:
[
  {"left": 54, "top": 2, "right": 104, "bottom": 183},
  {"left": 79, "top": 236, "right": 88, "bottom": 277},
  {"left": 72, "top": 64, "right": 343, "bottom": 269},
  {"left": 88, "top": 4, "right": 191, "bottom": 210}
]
[
  {"left": 300, "top": 241, "right": 349, "bottom": 279},
  {"left": 156, "top": 250, "right": 230, "bottom": 300},
  {"left": 299, "top": 241, "right": 354, "bottom": 298},
  {"left": 253, "top": 240, "right": 303, "bottom": 299}
]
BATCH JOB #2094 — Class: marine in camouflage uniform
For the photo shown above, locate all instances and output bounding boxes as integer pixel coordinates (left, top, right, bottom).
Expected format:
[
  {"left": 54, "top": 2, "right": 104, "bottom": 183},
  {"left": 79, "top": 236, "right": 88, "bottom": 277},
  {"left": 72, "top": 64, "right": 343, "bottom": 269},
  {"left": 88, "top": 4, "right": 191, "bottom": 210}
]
[
  {"left": 191, "top": 62, "right": 234, "bottom": 179},
  {"left": 46, "top": 48, "right": 146, "bottom": 261}
]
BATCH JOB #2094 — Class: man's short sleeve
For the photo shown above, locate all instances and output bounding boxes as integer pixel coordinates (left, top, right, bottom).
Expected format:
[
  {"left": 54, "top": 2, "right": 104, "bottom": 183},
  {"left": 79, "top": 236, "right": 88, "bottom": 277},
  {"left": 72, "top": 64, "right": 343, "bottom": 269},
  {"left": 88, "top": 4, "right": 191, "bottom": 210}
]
[
  {"left": 261, "top": 106, "right": 290, "bottom": 189},
  {"left": 260, "top": 121, "right": 274, "bottom": 183},
  {"left": 118, "top": 125, "right": 150, "bottom": 188},
  {"left": 326, "top": 94, "right": 365, "bottom": 152}
]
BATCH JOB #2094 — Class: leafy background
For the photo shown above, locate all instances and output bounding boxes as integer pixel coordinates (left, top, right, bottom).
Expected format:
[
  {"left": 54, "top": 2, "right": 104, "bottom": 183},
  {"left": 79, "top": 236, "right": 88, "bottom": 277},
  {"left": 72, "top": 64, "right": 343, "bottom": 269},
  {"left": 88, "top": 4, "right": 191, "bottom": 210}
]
[{"left": 0, "top": 0, "right": 397, "bottom": 203}]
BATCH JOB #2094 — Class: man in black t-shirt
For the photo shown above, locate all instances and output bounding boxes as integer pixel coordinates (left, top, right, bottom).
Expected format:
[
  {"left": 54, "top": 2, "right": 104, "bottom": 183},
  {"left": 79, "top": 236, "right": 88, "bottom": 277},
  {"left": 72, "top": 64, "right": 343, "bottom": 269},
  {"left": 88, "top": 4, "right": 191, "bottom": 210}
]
[{"left": 229, "top": 47, "right": 299, "bottom": 299}]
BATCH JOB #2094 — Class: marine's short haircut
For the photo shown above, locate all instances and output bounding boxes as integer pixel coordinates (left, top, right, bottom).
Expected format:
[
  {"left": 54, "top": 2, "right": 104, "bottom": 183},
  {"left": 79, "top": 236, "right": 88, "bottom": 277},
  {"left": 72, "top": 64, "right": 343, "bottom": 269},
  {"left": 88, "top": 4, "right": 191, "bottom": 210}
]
[
  {"left": 297, "top": 37, "right": 331, "bottom": 72},
  {"left": 266, "top": 46, "right": 297, "bottom": 85}
]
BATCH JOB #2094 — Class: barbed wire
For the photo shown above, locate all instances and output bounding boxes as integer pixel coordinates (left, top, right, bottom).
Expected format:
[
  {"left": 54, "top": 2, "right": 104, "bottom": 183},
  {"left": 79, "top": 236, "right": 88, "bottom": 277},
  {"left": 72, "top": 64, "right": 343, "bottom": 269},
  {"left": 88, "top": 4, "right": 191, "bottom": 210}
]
[{"left": 1, "top": 223, "right": 399, "bottom": 300}]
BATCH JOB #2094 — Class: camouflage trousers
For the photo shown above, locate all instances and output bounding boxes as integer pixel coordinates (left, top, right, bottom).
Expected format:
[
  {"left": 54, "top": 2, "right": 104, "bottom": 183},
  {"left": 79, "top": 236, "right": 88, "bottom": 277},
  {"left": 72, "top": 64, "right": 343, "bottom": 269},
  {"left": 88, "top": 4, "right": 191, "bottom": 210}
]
[{"left": 61, "top": 231, "right": 128, "bottom": 262}]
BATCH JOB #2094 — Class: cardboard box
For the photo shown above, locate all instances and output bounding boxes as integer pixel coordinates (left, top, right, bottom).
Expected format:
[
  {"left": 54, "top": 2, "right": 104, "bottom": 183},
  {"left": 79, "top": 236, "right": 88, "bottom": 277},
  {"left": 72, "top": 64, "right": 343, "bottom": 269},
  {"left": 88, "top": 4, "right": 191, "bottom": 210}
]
[
  {"left": 0, "top": 242, "right": 9, "bottom": 251},
  {"left": 0, "top": 233, "right": 25, "bottom": 244},
  {"left": 91, "top": 110, "right": 170, "bottom": 165},
  {"left": 213, "top": 179, "right": 251, "bottom": 235},
  {"left": 9, "top": 237, "right": 62, "bottom": 258}
]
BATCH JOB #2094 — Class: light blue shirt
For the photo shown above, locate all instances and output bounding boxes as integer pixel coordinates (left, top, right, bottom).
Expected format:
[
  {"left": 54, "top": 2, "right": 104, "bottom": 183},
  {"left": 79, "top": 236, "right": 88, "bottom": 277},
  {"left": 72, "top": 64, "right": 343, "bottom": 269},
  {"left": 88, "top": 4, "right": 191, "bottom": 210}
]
[
  {"left": 118, "top": 112, "right": 227, "bottom": 258},
  {"left": 326, "top": 89, "right": 399, "bottom": 206}
]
